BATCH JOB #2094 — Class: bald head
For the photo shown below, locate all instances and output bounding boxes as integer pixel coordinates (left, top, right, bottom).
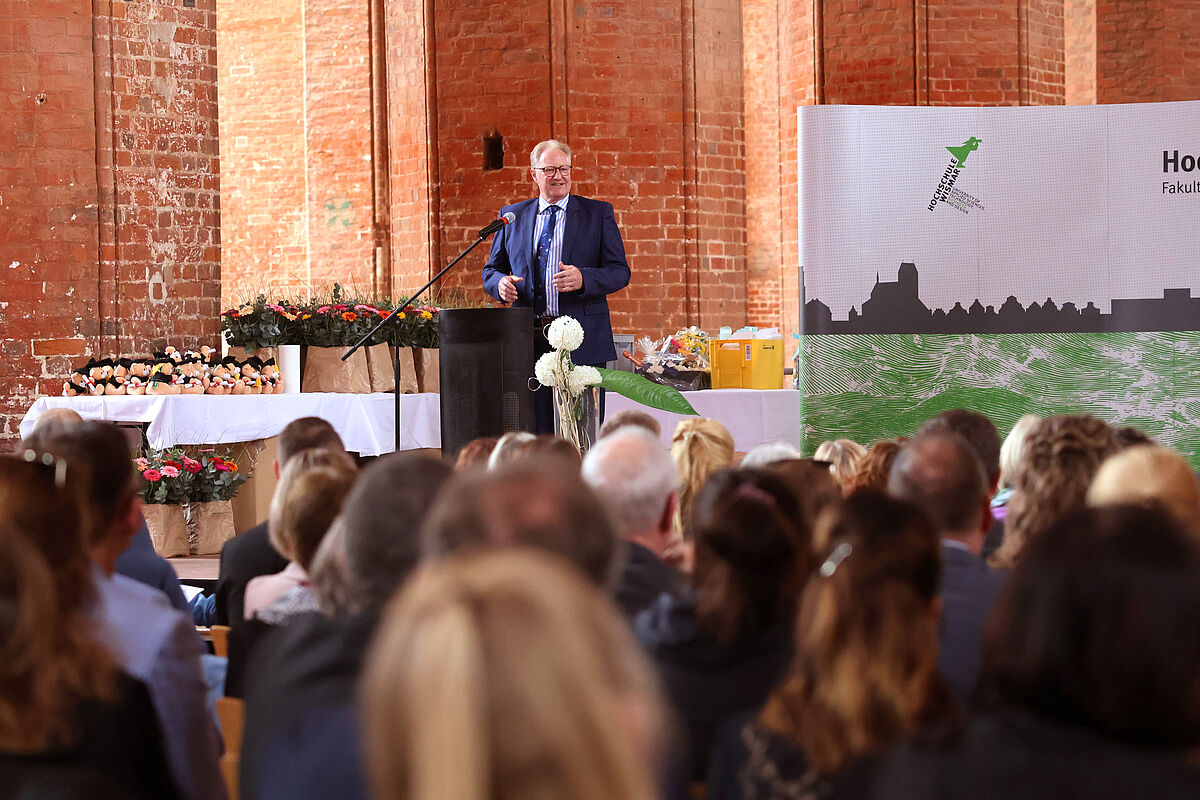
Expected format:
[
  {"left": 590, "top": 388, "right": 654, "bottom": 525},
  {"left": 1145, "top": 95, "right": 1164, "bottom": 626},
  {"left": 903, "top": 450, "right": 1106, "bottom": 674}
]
[{"left": 889, "top": 432, "right": 989, "bottom": 543}]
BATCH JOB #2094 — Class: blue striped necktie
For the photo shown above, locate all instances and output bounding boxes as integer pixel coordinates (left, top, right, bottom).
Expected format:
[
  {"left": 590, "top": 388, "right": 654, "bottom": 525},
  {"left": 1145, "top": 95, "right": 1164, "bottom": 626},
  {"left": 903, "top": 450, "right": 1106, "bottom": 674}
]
[{"left": 536, "top": 205, "right": 558, "bottom": 316}]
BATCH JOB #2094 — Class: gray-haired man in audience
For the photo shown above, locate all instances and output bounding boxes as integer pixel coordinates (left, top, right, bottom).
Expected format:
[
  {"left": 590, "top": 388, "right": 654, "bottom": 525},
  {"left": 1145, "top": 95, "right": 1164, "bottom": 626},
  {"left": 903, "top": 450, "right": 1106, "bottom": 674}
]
[{"left": 582, "top": 426, "right": 682, "bottom": 617}]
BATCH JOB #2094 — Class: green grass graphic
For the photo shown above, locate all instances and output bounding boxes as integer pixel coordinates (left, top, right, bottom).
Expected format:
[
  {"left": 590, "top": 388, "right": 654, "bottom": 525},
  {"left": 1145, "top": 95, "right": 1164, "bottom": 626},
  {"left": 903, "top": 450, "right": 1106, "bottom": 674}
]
[{"left": 799, "top": 332, "right": 1200, "bottom": 467}]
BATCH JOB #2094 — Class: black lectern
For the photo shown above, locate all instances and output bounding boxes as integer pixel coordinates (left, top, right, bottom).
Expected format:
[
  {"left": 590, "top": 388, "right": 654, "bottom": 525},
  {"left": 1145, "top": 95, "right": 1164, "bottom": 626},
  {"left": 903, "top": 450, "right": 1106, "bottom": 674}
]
[{"left": 438, "top": 307, "right": 536, "bottom": 460}]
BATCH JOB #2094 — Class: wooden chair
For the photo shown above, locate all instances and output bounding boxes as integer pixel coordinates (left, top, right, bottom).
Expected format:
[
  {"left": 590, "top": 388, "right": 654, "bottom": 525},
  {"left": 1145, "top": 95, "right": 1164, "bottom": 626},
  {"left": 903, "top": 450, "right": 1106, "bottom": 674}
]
[
  {"left": 216, "top": 696, "right": 244, "bottom": 800},
  {"left": 210, "top": 624, "right": 231, "bottom": 658}
]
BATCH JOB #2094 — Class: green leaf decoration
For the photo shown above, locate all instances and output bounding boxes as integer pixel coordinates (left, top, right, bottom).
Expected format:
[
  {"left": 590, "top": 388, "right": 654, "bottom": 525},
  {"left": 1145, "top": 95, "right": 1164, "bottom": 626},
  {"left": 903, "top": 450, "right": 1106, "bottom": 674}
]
[{"left": 596, "top": 367, "right": 698, "bottom": 416}]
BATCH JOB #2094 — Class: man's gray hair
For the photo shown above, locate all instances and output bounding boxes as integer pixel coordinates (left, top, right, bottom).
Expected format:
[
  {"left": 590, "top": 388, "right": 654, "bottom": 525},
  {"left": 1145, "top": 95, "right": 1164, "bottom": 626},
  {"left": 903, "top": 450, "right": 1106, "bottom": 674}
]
[
  {"left": 531, "top": 139, "right": 571, "bottom": 168},
  {"left": 581, "top": 426, "right": 677, "bottom": 536},
  {"left": 741, "top": 441, "right": 800, "bottom": 469}
]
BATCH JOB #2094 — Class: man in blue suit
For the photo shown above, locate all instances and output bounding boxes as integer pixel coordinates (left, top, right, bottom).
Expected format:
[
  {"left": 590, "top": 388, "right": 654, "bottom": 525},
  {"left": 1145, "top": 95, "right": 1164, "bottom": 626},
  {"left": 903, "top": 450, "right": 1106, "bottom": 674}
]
[{"left": 482, "top": 139, "right": 631, "bottom": 432}]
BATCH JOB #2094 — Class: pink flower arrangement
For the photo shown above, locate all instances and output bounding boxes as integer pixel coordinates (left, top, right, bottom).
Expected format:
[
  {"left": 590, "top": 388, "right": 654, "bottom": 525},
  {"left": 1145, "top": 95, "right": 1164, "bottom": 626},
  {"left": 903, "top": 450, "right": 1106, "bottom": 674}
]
[
  {"left": 182, "top": 456, "right": 202, "bottom": 474},
  {"left": 142, "top": 468, "right": 162, "bottom": 482},
  {"left": 161, "top": 465, "right": 181, "bottom": 478}
]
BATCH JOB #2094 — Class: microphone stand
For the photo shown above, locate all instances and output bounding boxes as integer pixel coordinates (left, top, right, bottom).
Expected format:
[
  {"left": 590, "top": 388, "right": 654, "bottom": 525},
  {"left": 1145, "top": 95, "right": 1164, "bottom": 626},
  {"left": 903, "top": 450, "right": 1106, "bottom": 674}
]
[{"left": 343, "top": 228, "right": 500, "bottom": 453}]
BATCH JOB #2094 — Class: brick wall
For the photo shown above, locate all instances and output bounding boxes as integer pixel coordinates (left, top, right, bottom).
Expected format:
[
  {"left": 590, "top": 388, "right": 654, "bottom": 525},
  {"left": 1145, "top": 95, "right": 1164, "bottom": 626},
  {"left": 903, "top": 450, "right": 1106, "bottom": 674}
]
[
  {"left": 0, "top": 0, "right": 219, "bottom": 446},
  {"left": 216, "top": 0, "right": 307, "bottom": 301},
  {"left": 1086, "top": 2, "right": 1200, "bottom": 104},
  {"left": 1065, "top": 0, "right": 1096, "bottom": 104}
]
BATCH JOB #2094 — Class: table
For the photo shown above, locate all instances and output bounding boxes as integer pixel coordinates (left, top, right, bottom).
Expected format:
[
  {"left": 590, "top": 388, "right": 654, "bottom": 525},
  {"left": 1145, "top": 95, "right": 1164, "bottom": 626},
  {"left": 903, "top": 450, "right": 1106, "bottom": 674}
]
[
  {"left": 21, "top": 388, "right": 801, "bottom": 456},
  {"left": 606, "top": 388, "right": 802, "bottom": 453},
  {"left": 20, "top": 393, "right": 441, "bottom": 456}
]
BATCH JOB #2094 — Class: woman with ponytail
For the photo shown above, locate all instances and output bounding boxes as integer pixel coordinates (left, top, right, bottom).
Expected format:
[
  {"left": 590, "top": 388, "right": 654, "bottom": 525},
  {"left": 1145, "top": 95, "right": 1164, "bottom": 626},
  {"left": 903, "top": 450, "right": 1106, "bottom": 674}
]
[
  {"left": 361, "top": 549, "right": 667, "bottom": 800},
  {"left": 636, "top": 467, "right": 813, "bottom": 781},
  {"left": 707, "top": 490, "right": 954, "bottom": 799}
]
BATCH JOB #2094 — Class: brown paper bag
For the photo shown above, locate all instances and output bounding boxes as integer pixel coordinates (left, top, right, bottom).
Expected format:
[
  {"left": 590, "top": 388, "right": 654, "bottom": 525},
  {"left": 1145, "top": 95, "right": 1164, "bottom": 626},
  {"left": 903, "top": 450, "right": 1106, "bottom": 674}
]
[
  {"left": 415, "top": 348, "right": 441, "bottom": 393},
  {"left": 397, "top": 346, "right": 420, "bottom": 394},
  {"left": 366, "top": 343, "right": 396, "bottom": 393},
  {"left": 302, "top": 346, "right": 371, "bottom": 393},
  {"left": 144, "top": 503, "right": 188, "bottom": 558},
  {"left": 188, "top": 500, "right": 236, "bottom": 555}
]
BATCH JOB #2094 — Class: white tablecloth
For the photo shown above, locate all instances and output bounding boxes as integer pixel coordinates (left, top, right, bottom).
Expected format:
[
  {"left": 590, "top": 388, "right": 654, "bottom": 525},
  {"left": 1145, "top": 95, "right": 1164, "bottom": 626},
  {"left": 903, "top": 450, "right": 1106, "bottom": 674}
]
[
  {"left": 19, "top": 394, "right": 441, "bottom": 456},
  {"left": 606, "top": 389, "right": 802, "bottom": 452},
  {"left": 21, "top": 389, "right": 800, "bottom": 456}
]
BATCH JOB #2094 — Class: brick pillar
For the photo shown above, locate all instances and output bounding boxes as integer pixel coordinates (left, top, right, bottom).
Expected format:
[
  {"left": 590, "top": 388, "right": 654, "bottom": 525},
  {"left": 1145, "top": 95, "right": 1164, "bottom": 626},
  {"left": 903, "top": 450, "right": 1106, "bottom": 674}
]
[{"left": 745, "top": 0, "right": 1064, "bottom": 338}]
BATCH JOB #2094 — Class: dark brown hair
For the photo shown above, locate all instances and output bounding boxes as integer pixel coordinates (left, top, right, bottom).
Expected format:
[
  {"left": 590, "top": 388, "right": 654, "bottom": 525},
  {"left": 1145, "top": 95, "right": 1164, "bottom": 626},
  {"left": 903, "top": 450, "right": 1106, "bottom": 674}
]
[
  {"left": 421, "top": 460, "right": 618, "bottom": 587},
  {"left": 846, "top": 438, "right": 904, "bottom": 495},
  {"left": 919, "top": 409, "right": 1001, "bottom": 481},
  {"left": 760, "top": 490, "right": 949, "bottom": 773},
  {"left": 277, "top": 416, "right": 346, "bottom": 466},
  {"left": 691, "top": 468, "right": 813, "bottom": 645},
  {"left": 980, "top": 505, "right": 1200, "bottom": 747}
]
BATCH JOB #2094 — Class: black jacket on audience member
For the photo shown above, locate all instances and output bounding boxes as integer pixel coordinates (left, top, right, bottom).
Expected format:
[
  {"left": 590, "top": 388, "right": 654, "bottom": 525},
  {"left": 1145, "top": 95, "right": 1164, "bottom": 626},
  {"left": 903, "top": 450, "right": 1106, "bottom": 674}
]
[
  {"left": 635, "top": 589, "right": 794, "bottom": 782},
  {"left": 937, "top": 543, "right": 1007, "bottom": 709},
  {"left": 213, "top": 521, "right": 288, "bottom": 627},
  {"left": 239, "top": 610, "right": 379, "bottom": 800},
  {"left": 0, "top": 672, "right": 183, "bottom": 800},
  {"left": 874, "top": 706, "right": 1200, "bottom": 800},
  {"left": 614, "top": 541, "right": 681, "bottom": 618}
]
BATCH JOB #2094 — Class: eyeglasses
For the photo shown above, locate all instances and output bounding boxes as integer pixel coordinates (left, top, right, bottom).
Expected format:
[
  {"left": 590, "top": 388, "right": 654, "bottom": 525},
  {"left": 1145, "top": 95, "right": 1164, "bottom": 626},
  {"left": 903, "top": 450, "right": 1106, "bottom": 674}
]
[{"left": 533, "top": 165, "right": 573, "bottom": 178}]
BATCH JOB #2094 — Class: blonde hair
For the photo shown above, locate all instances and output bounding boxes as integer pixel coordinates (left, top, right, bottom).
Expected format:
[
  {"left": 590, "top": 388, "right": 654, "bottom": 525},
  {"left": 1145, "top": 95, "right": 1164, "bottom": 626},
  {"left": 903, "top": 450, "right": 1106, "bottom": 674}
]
[
  {"left": 812, "top": 438, "right": 867, "bottom": 495},
  {"left": 1088, "top": 445, "right": 1200, "bottom": 534},
  {"left": 671, "top": 418, "right": 735, "bottom": 537},
  {"left": 760, "top": 491, "right": 946, "bottom": 774},
  {"left": 997, "top": 414, "right": 1040, "bottom": 491},
  {"left": 362, "top": 549, "right": 665, "bottom": 800},
  {"left": 992, "top": 414, "right": 1118, "bottom": 569},
  {"left": 268, "top": 448, "right": 358, "bottom": 566}
]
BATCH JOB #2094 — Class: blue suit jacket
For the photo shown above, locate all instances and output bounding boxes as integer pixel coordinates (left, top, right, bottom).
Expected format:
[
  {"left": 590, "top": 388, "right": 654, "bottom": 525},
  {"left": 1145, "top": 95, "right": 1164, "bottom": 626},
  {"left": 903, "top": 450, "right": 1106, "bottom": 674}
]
[
  {"left": 938, "top": 542, "right": 1008, "bottom": 709},
  {"left": 481, "top": 195, "right": 630, "bottom": 365}
]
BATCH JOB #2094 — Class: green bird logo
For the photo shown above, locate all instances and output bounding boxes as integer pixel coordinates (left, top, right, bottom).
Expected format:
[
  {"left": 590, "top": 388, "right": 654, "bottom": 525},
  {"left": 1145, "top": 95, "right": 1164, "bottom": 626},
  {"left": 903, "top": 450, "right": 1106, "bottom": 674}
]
[{"left": 946, "top": 137, "right": 982, "bottom": 168}]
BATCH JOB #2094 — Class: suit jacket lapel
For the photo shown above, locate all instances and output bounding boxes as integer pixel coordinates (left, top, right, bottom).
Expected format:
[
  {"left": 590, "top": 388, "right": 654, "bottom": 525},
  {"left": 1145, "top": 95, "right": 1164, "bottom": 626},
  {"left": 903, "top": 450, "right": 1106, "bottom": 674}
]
[
  {"left": 512, "top": 199, "right": 537, "bottom": 280},
  {"left": 560, "top": 198, "right": 581, "bottom": 266}
]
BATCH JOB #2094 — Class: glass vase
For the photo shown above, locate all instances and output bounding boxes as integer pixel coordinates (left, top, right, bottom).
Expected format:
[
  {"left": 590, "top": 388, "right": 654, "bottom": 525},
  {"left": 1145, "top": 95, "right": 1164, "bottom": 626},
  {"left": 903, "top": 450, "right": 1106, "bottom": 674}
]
[{"left": 552, "top": 385, "right": 600, "bottom": 454}]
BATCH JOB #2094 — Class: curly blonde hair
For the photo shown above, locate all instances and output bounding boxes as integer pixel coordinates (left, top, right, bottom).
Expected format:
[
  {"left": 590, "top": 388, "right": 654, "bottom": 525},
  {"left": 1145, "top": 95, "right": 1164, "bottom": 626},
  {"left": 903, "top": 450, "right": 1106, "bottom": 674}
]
[
  {"left": 813, "top": 439, "right": 867, "bottom": 495},
  {"left": 992, "top": 414, "right": 1118, "bottom": 569}
]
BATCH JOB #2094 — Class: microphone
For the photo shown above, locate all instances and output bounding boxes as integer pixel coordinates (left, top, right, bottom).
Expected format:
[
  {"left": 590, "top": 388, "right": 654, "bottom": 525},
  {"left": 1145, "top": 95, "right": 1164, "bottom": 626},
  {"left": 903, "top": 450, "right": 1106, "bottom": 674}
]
[{"left": 477, "top": 211, "right": 516, "bottom": 239}]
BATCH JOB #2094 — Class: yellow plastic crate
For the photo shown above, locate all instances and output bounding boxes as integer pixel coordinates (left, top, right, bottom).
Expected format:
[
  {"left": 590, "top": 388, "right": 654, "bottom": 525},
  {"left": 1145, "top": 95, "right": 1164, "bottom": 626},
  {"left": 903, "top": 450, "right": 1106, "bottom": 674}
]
[{"left": 707, "top": 339, "right": 786, "bottom": 389}]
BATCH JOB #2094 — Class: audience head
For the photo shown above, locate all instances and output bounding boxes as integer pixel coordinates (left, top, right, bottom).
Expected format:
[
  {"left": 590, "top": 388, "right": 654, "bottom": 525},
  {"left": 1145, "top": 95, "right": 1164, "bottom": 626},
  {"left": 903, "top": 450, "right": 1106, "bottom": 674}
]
[
  {"left": 362, "top": 549, "right": 665, "bottom": 800},
  {"left": 581, "top": 427, "right": 677, "bottom": 556},
  {"left": 980, "top": 505, "right": 1200, "bottom": 747},
  {"left": 25, "top": 422, "right": 141, "bottom": 569},
  {"left": 30, "top": 407, "right": 84, "bottom": 433},
  {"left": 453, "top": 437, "right": 499, "bottom": 471},
  {"left": 689, "top": 468, "right": 812, "bottom": 645},
  {"left": 315, "top": 452, "right": 454, "bottom": 615},
  {"left": 486, "top": 432, "right": 536, "bottom": 470},
  {"left": 599, "top": 409, "right": 662, "bottom": 440},
  {"left": 276, "top": 416, "right": 346, "bottom": 469},
  {"left": 994, "top": 414, "right": 1118, "bottom": 569},
  {"left": 740, "top": 441, "right": 801, "bottom": 469},
  {"left": 846, "top": 438, "right": 904, "bottom": 495},
  {"left": 760, "top": 490, "right": 945, "bottom": 774},
  {"left": 0, "top": 451, "right": 93, "bottom": 610},
  {"left": 997, "top": 414, "right": 1039, "bottom": 492},
  {"left": 766, "top": 458, "right": 843, "bottom": 544},
  {"left": 889, "top": 432, "right": 990, "bottom": 547},
  {"left": 1088, "top": 445, "right": 1200, "bottom": 534},
  {"left": 671, "top": 418, "right": 735, "bottom": 538},
  {"left": 512, "top": 435, "right": 583, "bottom": 473},
  {"left": 1114, "top": 424, "right": 1155, "bottom": 450},
  {"left": 919, "top": 409, "right": 1001, "bottom": 489},
  {"left": 267, "top": 448, "right": 358, "bottom": 568},
  {"left": 0, "top": 520, "right": 116, "bottom": 753},
  {"left": 812, "top": 438, "right": 867, "bottom": 495},
  {"left": 422, "top": 461, "right": 618, "bottom": 586}
]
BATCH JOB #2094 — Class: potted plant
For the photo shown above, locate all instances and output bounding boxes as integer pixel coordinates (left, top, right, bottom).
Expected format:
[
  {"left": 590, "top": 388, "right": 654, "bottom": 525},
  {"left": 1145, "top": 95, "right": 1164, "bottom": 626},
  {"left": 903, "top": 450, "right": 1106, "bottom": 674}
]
[
  {"left": 221, "top": 294, "right": 299, "bottom": 362},
  {"left": 137, "top": 448, "right": 195, "bottom": 557},
  {"left": 185, "top": 450, "right": 249, "bottom": 555}
]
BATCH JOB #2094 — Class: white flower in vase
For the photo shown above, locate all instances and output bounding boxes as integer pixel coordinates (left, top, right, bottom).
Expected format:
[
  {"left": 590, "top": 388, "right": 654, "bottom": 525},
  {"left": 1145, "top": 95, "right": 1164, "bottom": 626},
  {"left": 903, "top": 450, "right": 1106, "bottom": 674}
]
[
  {"left": 547, "top": 316, "right": 585, "bottom": 352},
  {"left": 534, "top": 352, "right": 561, "bottom": 388}
]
